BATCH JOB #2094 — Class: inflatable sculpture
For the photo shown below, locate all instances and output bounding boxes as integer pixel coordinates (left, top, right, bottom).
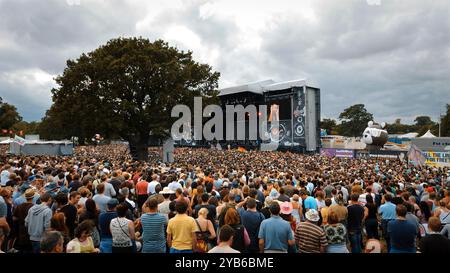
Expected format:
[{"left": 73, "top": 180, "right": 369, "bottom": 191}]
[{"left": 362, "top": 121, "right": 388, "bottom": 150}]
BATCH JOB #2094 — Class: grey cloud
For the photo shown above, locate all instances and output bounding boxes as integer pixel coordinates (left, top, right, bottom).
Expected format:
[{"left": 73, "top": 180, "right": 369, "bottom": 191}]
[{"left": 0, "top": 0, "right": 449, "bottom": 125}]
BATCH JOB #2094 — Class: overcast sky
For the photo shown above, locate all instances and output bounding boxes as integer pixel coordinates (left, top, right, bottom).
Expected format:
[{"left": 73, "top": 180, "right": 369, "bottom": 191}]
[{"left": 0, "top": 0, "right": 449, "bottom": 124}]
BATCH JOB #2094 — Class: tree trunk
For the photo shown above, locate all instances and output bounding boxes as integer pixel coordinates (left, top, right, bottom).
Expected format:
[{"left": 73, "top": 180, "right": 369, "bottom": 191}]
[{"left": 128, "top": 134, "right": 149, "bottom": 161}]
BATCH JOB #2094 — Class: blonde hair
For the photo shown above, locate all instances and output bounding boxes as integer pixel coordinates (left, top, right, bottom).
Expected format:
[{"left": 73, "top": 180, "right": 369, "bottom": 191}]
[{"left": 198, "top": 208, "right": 209, "bottom": 217}]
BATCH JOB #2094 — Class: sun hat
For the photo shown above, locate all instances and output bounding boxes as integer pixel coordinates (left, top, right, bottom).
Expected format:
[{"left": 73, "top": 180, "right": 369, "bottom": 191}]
[
  {"left": 24, "top": 188, "right": 36, "bottom": 200},
  {"left": 264, "top": 196, "right": 274, "bottom": 207},
  {"left": 160, "top": 187, "right": 175, "bottom": 195},
  {"left": 280, "top": 202, "right": 293, "bottom": 215},
  {"left": 305, "top": 209, "right": 320, "bottom": 222}
]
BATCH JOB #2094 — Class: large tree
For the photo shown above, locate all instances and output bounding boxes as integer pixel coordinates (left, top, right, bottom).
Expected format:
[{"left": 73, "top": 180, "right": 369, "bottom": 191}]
[
  {"left": 320, "top": 118, "right": 337, "bottom": 135},
  {"left": 0, "top": 97, "right": 22, "bottom": 130},
  {"left": 440, "top": 104, "right": 450, "bottom": 137},
  {"left": 385, "top": 118, "right": 415, "bottom": 134},
  {"left": 40, "top": 37, "right": 220, "bottom": 160},
  {"left": 338, "top": 104, "right": 374, "bottom": 137},
  {"left": 414, "top": 116, "right": 436, "bottom": 136}
]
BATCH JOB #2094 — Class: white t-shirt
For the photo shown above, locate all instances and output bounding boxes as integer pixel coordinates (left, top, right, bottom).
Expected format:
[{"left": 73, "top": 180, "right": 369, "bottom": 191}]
[
  {"left": 208, "top": 245, "right": 240, "bottom": 253},
  {"left": 358, "top": 193, "right": 376, "bottom": 205},
  {"left": 1, "top": 170, "right": 10, "bottom": 186},
  {"left": 147, "top": 181, "right": 161, "bottom": 194}
]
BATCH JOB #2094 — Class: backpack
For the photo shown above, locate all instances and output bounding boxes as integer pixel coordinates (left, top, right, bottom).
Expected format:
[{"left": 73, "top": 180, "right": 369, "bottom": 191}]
[{"left": 194, "top": 219, "right": 210, "bottom": 253}]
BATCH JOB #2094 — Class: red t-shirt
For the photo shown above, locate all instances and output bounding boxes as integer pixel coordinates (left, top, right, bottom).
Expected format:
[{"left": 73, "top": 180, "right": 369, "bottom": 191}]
[{"left": 136, "top": 180, "right": 149, "bottom": 195}]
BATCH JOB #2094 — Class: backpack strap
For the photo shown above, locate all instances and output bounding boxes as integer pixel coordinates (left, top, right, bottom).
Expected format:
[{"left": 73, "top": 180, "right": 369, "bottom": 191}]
[{"left": 195, "top": 219, "right": 204, "bottom": 232}]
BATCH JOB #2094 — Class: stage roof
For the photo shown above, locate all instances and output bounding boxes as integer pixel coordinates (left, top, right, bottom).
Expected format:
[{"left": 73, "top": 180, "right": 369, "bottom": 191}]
[
  {"left": 219, "top": 79, "right": 275, "bottom": 96},
  {"left": 219, "top": 79, "right": 317, "bottom": 96}
]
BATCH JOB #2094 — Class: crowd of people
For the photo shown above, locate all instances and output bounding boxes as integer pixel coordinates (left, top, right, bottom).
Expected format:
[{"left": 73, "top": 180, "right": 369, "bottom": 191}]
[{"left": 0, "top": 145, "right": 450, "bottom": 254}]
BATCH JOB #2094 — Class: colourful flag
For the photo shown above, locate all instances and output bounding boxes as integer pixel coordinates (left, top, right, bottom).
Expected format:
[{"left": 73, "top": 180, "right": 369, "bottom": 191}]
[
  {"left": 407, "top": 144, "right": 426, "bottom": 166},
  {"left": 14, "top": 135, "right": 26, "bottom": 146},
  {"left": 237, "top": 147, "right": 247, "bottom": 153}
]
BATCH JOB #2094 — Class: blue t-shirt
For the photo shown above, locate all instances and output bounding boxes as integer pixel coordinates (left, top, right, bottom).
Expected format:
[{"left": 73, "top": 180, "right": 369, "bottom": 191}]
[
  {"left": 239, "top": 209, "right": 265, "bottom": 250},
  {"left": 258, "top": 215, "right": 293, "bottom": 252},
  {"left": 141, "top": 213, "right": 168, "bottom": 253},
  {"left": 378, "top": 202, "right": 397, "bottom": 220},
  {"left": 93, "top": 194, "right": 111, "bottom": 213},
  {"left": 99, "top": 211, "right": 118, "bottom": 239},
  {"left": 388, "top": 219, "right": 417, "bottom": 251},
  {"left": 304, "top": 196, "right": 318, "bottom": 210}
]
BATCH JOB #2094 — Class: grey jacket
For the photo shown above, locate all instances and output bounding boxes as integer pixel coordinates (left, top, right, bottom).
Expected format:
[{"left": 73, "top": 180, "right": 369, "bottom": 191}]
[{"left": 25, "top": 203, "right": 52, "bottom": 241}]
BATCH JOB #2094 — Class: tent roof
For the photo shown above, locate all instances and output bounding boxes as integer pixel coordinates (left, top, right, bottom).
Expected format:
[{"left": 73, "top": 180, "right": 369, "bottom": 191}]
[
  {"left": 420, "top": 130, "right": 436, "bottom": 138},
  {"left": 219, "top": 79, "right": 275, "bottom": 96},
  {"left": 1, "top": 138, "right": 72, "bottom": 145},
  {"left": 0, "top": 138, "right": 13, "bottom": 144},
  {"left": 219, "top": 78, "right": 318, "bottom": 96},
  {"left": 264, "top": 79, "right": 306, "bottom": 91},
  {"left": 398, "top": 132, "right": 419, "bottom": 139}
]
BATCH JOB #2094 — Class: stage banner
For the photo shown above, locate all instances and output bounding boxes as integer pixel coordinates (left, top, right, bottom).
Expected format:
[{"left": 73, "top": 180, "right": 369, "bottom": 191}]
[
  {"left": 335, "top": 149, "right": 355, "bottom": 158},
  {"left": 423, "top": 151, "right": 450, "bottom": 167},
  {"left": 320, "top": 148, "right": 336, "bottom": 157},
  {"left": 356, "top": 150, "right": 406, "bottom": 160},
  {"left": 266, "top": 120, "right": 292, "bottom": 147},
  {"left": 292, "top": 87, "right": 306, "bottom": 146}
]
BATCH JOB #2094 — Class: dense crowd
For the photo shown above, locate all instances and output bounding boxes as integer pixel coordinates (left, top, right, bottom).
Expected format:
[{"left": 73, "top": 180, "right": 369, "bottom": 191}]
[{"left": 1, "top": 145, "right": 450, "bottom": 254}]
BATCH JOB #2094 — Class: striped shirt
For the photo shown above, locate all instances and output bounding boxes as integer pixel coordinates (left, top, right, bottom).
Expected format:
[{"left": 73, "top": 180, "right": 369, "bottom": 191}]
[
  {"left": 141, "top": 212, "right": 168, "bottom": 253},
  {"left": 295, "top": 221, "right": 328, "bottom": 253}
]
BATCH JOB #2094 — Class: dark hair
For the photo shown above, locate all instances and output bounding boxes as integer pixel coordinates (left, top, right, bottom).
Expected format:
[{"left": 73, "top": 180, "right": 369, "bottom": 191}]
[
  {"left": 74, "top": 220, "right": 93, "bottom": 239},
  {"left": 116, "top": 203, "right": 129, "bottom": 217},
  {"left": 350, "top": 194, "right": 359, "bottom": 202},
  {"left": 218, "top": 225, "right": 235, "bottom": 242},
  {"left": 325, "top": 198, "right": 332, "bottom": 207},
  {"left": 201, "top": 193, "right": 209, "bottom": 203},
  {"left": 40, "top": 231, "right": 63, "bottom": 253},
  {"left": 396, "top": 204, "right": 407, "bottom": 217},
  {"left": 54, "top": 192, "right": 68, "bottom": 205},
  {"left": 175, "top": 200, "right": 188, "bottom": 214},
  {"left": 169, "top": 200, "right": 177, "bottom": 212},
  {"left": 208, "top": 196, "right": 218, "bottom": 207},
  {"left": 366, "top": 194, "right": 374, "bottom": 204},
  {"left": 205, "top": 182, "right": 213, "bottom": 193},
  {"left": 146, "top": 198, "right": 159, "bottom": 210},
  {"left": 269, "top": 202, "right": 281, "bottom": 215},
  {"left": 246, "top": 198, "right": 256, "bottom": 209},
  {"left": 96, "top": 183, "right": 105, "bottom": 194},
  {"left": 384, "top": 193, "right": 392, "bottom": 202},
  {"left": 85, "top": 199, "right": 98, "bottom": 218},
  {"left": 155, "top": 184, "right": 162, "bottom": 194},
  {"left": 40, "top": 192, "right": 52, "bottom": 203},
  {"left": 419, "top": 201, "right": 431, "bottom": 221},
  {"left": 69, "top": 191, "right": 80, "bottom": 200}
]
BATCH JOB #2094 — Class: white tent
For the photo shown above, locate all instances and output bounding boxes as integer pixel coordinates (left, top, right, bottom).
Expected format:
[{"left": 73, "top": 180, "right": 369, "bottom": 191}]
[
  {"left": 420, "top": 130, "right": 436, "bottom": 138},
  {"left": 398, "top": 132, "right": 419, "bottom": 139},
  {"left": 0, "top": 138, "right": 13, "bottom": 144}
]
